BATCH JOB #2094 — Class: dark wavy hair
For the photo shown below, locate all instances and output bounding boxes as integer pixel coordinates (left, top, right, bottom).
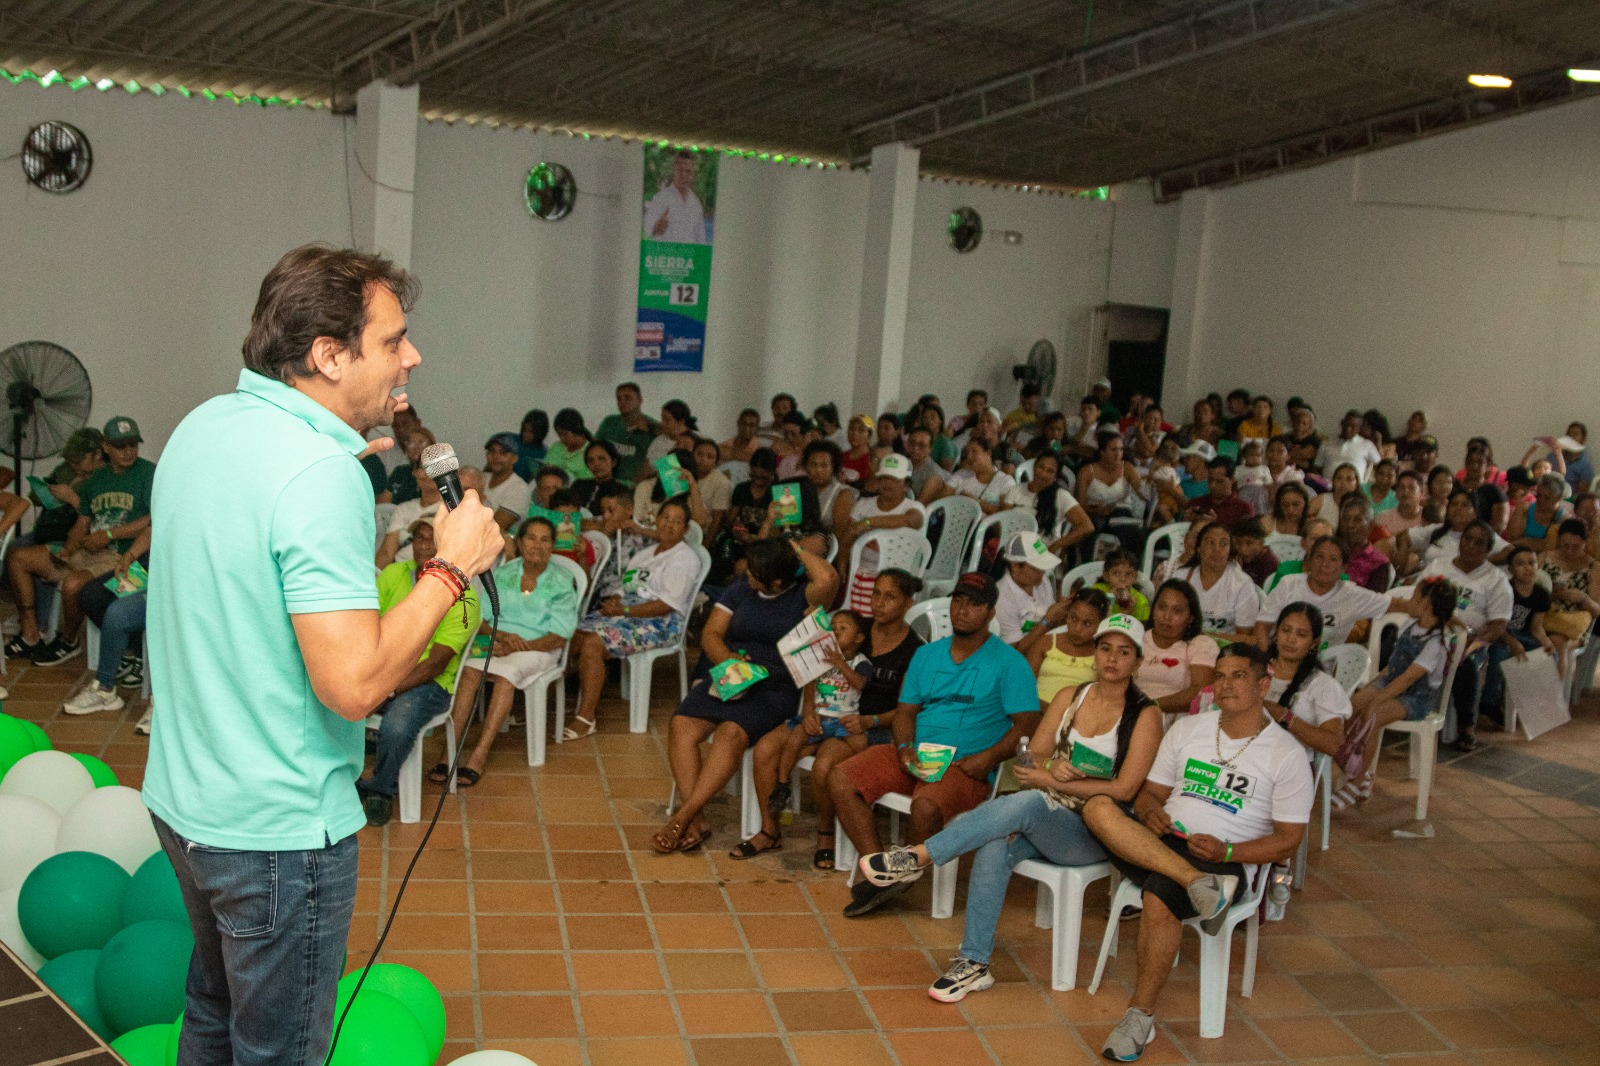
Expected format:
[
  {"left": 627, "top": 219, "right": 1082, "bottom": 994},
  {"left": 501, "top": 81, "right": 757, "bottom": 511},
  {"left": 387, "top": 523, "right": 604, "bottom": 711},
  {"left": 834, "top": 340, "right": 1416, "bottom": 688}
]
[
  {"left": 1153, "top": 578, "right": 1204, "bottom": 641},
  {"left": 1269, "top": 601, "right": 1326, "bottom": 712}
]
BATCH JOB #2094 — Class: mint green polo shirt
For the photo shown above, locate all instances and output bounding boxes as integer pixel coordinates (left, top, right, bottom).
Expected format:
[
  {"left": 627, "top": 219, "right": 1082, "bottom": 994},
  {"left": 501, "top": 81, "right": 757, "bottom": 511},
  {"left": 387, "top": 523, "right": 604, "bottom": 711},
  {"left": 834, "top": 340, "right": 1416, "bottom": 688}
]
[{"left": 144, "top": 370, "right": 380, "bottom": 851}]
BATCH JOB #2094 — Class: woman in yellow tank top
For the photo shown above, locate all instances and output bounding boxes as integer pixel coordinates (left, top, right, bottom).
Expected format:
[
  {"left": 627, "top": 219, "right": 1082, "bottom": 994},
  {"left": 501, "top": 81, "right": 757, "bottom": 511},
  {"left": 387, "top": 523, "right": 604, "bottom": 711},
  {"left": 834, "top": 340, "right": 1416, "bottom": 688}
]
[{"left": 1027, "top": 587, "right": 1110, "bottom": 705}]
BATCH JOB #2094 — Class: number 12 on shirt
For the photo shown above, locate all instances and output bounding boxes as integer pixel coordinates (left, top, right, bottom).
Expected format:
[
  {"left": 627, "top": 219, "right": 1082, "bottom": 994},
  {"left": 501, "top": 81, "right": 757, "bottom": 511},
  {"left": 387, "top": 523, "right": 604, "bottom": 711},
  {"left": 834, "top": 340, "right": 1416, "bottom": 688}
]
[{"left": 668, "top": 283, "right": 700, "bottom": 307}]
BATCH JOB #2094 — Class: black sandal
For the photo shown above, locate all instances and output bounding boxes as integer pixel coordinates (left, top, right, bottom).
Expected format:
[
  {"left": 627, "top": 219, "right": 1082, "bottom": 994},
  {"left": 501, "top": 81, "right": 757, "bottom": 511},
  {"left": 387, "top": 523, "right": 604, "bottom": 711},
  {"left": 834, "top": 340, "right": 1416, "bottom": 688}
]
[
  {"left": 427, "top": 762, "right": 452, "bottom": 785},
  {"left": 728, "top": 830, "right": 782, "bottom": 860},
  {"left": 455, "top": 767, "right": 482, "bottom": 788},
  {"left": 813, "top": 830, "right": 836, "bottom": 870}
]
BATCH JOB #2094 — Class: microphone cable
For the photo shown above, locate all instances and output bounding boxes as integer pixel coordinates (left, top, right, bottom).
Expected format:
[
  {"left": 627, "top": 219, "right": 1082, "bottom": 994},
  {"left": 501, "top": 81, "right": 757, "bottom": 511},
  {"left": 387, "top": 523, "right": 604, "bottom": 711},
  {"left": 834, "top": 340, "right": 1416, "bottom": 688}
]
[{"left": 324, "top": 574, "right": 501, "bottom": 1064}]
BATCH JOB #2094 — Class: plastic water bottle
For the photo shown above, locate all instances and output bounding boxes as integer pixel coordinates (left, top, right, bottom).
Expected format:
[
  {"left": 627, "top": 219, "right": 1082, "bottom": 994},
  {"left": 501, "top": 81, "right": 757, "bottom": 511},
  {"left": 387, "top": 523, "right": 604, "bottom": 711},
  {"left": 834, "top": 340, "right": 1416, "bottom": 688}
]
[
  {"left": 1265, "top": 864, "right": 1292, "bottom": 922},
  {"left": 1015, "top": 737, "right": 1034, "bottom": 769}
]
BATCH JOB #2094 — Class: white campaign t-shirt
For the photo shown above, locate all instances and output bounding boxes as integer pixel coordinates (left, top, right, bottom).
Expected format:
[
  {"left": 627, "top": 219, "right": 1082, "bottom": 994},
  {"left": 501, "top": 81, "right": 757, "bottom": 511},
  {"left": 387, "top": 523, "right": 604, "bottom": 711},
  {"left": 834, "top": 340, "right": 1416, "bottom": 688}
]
[
  {"left": 948, "top": 468, "right": 1016, "bottom": 506},
  {"left": 1267, "top": 670, "right": 1351, "bottom": 727},
  {"left": 996, "top": 573, "right": 1054, "bottom": 645},
  {"left": 1177, "top": 564, "right": 1261, "bottom": 634},
  {"left": 1257, "top": 574, "right": 1391, "bottom": 645},
  {"left": 484, "top": 472, "right": 532, "bottom": 521},
  {"left": 1149, "top": 713, "right": 1316, "bottom": 847},
  {"left": 1407, "top": 524, "right": 1511, "bottom": 568},
  {"left": 1418, "top": 556, "right": 1513, "bottom": 632},
  {"left": 1002, "top": 484, "right": 1082, "bottom": 531},
  {"left": 620, "top": 540, "right": 701, "bottom": 615},
  {"left": 1138, "top": 633, "right": 1220, "bottom": 699}
]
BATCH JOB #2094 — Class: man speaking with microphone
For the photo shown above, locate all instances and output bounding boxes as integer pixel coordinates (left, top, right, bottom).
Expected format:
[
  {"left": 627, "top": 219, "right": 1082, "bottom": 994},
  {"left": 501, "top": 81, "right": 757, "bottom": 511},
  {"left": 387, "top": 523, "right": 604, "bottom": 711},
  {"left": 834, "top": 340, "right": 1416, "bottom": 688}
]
[{"left": 143, "top": 245, "right": 504, "bottom": 1065}]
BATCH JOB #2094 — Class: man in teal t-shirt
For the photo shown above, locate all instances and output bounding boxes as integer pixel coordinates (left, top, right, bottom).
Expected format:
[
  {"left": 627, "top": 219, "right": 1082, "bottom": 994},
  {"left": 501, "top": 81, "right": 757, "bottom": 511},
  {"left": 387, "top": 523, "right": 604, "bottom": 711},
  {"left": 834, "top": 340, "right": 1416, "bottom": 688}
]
[
  {"left": 830, "top": 572, "right": 1042, "bottom": 917},
  {"left": 596, "top": 381, "right": 657, "bottom": 482},
  {"left": 358, "top": 517, "right": 480, "bottom": 826},
  {"left": 12, "top": 416, "right": 156, "bottom": 666}
]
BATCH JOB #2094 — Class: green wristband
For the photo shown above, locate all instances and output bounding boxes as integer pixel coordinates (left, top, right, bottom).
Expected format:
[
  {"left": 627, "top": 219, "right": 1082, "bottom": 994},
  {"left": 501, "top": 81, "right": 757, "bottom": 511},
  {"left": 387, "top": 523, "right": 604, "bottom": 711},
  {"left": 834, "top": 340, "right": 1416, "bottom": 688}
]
[{"left": 1225, "top": 842, "right": 1233, "bottom": 862}]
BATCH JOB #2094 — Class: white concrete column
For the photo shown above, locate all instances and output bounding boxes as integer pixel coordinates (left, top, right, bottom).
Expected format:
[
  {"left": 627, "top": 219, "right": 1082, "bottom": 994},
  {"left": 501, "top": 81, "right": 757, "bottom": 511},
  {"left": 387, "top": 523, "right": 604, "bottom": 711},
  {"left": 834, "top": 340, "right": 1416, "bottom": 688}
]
[
  {"left": 352, "top": 80, "right": 419, "bottom": 266},
  {"left": 852, "top": 142, "right": 920, "bottom": 415},
  {"left": 1160, "top": 188, "right": 1214, "bottom": 409}
]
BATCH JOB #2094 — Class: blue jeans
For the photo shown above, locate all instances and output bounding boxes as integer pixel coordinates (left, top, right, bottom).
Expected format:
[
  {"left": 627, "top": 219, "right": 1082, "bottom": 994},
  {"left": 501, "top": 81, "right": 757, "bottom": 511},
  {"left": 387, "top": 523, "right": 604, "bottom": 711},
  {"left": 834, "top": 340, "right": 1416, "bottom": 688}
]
[
  {"left": 924, "top": 789, "right": 1109, "bottom": 965},
  {"left": 153, "top": 815, "right": 358, "bottom": 1066},
  {"left": 359, "top": 681, "right": 452, "bottom": 797},
  {"left": 96, "top": 592, "right": 146, "bottom": 687}
]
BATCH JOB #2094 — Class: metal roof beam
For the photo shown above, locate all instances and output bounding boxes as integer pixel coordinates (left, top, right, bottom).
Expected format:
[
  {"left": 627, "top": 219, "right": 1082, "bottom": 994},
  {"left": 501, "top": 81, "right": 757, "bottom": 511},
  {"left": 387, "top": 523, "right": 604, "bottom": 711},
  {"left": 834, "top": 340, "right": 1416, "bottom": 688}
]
[
  {"left": 330, "top": 0, "right": 565, "bottom": 108},
  {"left": 845, "top": 0, "right": 1385, "bottom": 163},
  {"left": 0, "top": 11, "right": 333, "bottom": 76},
  {"left": 1150, "top": 63, "right": 1600, "bottom": 201}
]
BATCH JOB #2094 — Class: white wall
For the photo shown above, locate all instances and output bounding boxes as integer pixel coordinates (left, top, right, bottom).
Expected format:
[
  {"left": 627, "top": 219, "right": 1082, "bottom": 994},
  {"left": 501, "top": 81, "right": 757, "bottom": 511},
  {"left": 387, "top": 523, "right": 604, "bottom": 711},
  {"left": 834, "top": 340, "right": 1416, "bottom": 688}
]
[
  {"left": 1162, "top": 95, "right": 1600, "bottom": 463},
  {"left": 0, "top": 87, "right": 350, "bottom": 458}
]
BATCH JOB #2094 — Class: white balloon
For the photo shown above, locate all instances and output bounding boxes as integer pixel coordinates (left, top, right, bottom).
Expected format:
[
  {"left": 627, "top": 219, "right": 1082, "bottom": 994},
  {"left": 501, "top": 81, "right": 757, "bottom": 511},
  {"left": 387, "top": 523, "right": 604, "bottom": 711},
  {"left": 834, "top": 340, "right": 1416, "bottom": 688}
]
[
  {"left": 0, "top": 750, "right": 94, "bottom": 816},
  {"left": 450, "top": 1054, "right": 536, "bottom": 1065},
  {"left": 0, "top": 883, "right": 42, "bottom": 969},
  {"left": 0, "top": 794, "right": 61, "bottom": 891},
  {"left": 54, "top": 786, "right": 160, "bottom": 874}
]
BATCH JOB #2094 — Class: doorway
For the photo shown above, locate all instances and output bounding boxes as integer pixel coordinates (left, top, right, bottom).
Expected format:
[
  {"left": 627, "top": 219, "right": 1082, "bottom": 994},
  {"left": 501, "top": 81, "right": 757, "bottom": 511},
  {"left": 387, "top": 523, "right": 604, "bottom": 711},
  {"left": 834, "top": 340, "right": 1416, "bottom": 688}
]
[{"left": 1096, "top": 305, "right": 1170, "bottom": 415}]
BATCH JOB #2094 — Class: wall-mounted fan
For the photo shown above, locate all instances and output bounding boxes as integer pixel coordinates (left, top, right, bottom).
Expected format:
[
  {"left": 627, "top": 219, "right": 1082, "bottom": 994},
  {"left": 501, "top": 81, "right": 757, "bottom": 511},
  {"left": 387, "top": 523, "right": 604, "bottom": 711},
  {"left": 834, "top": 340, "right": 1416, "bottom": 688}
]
[
  {"left": 0, "top": 342, "right": 94, "bottom": 497},
  {"left": 1011, "top": 339, "right": 1057, "bottom": 397},
  {"left": 21, "top": 121, "right": 93, "bottom": 194},
  {"left": 524, "top": 162, "right": 576, "bottom": 221},
  {"left": 948, "top": 206, "right": 982, "bottom": 253}
]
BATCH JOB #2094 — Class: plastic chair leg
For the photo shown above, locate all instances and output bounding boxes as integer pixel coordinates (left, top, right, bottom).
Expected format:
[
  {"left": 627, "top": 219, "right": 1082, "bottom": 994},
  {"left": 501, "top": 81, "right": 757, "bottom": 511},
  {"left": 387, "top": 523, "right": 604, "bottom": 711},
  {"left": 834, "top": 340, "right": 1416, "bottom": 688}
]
[
  {"left": 1320, "top": 764, "right": 1332, "bottom": 851},
  {"left": 678, "top": 649, "right": 689, "bottom": 699},
  {"left": 1415, "top": 729, "right": 1438, "bottom": 821},
  {"left": 398, "top": 738, "right": 422, "bottom": 824},
  {"left": 1088, "top": 877, "right": 1132, "bottom": 994},
  {"left": 739, "top": 749, "right": 761, "bottom": 839},
  {"left": 1051, "top": 879, "right": 1090, "bottom": 991},
  {"left": 835, "top": 818, "right": 857, "bottom": 877},
  {"left": 931, "top": 859, "right": 958, "bottom": 920},
  {"left": 1242, "top": 914, "right": 1260, "bottom": 998},
  {"left": 1197, "top": 929, "right": 1232, "bottom": 1038},
  {"left": 526, "top": 683, "right": 547, "bottom": 767},
  {"left": 86, "top": 622, "right": 100, "bottom": 671},
  {"left": 1034, "top": 882, "right": 1054, "bottom": 929}
]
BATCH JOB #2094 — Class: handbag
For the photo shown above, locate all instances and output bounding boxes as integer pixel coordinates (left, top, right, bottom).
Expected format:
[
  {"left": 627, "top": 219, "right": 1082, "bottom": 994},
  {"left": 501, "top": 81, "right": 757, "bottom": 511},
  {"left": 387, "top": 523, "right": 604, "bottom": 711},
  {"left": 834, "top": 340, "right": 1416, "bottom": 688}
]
[
  {"left": 1333, "top": 711, "right": 1376, "bottom": 781},
  {"left": 1543, "top": 609, "right": 1591, "bottom": 641}
]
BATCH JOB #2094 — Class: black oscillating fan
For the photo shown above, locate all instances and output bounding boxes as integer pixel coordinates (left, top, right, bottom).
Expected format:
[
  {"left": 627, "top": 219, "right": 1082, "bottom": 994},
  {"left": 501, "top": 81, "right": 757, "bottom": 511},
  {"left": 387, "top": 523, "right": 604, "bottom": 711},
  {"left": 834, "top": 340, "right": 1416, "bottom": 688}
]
[
  {"left": 0, "top": 342, "right": 94, "bottom": 497},
  {"left": 21, "top": 121, "right": 93, "bottom": 194}
]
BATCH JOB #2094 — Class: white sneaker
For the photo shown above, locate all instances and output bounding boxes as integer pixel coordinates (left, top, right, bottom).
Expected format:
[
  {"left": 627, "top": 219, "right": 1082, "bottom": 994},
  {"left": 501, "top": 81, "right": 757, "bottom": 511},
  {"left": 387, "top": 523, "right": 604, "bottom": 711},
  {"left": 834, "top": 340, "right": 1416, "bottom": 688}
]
[
  {"left": 134, "top": 707, "right": 152, "bottom": 736},
  {"left": 63, "top": 682, "right": 124, "bottom": 716}
]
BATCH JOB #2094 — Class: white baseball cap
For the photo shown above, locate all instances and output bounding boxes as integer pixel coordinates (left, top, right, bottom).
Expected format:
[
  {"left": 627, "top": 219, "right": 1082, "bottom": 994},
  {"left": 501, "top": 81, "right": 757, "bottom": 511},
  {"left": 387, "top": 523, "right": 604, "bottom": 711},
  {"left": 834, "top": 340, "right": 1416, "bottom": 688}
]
[
  {"left": 1178, "top": 440, "right": 1216, "bottom": 460},
  {"left": 876, "top": 453, "right": 913, "bottom": 480},
  {"left": 1003, "top": 531, "right": 1061, "bottom": 571},
  {"left": 1095, "top": 613, "right": 1146, "bottom": 651},
  {"left": 1093, "top": 376, "right": 1112, "bottom": 390}
]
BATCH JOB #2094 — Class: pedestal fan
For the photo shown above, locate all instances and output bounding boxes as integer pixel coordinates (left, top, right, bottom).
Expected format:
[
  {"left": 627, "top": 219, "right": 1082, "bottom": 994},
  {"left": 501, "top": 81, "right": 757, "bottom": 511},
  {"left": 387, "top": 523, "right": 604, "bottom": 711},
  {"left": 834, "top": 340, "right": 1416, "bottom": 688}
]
[{"left": 0, "top": 342, "right": 94, "bottom": 497}]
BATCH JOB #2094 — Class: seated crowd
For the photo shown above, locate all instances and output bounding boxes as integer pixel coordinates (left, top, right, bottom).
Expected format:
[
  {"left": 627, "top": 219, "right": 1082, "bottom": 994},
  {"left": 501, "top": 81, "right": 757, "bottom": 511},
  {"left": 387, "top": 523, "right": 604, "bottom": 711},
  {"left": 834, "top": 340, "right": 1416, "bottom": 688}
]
[{"left": 27, "top": 379, "right": 1595, "bottom": 1062}]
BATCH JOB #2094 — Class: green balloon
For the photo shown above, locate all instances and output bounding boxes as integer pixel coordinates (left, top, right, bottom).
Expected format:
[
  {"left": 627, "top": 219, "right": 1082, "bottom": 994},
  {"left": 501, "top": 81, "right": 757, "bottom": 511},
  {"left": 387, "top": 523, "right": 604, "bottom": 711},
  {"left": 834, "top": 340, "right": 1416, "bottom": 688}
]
[
  {"left": 38, "top": 949, "right": 113, "bottom": 1039},
  {"left": 326, "top": 989, "right": 426, "bottom": 1066},
  {"left": 110, "top": 1023, "right": 173, "bottom": 1066},
  {"left": 336, "top": 964, "right": 445, "bottom": 1062},
  {"left": 18, "top": 851, "right": 130, "bottom": 959},
  {"left": 0, "top": 714, "right": 34, "bottom": 779},
  {"left": 94, "top": 920, "right": 194, "bottom": 1036},
  {"left": 68, "top": 751, "right": 116, "bottom": 786},
  {"left": 20, "top": 720, "right": 50, "bottom": 752},
  {"left": 122, "top": 852, "right": 187, "bottom": 928}
]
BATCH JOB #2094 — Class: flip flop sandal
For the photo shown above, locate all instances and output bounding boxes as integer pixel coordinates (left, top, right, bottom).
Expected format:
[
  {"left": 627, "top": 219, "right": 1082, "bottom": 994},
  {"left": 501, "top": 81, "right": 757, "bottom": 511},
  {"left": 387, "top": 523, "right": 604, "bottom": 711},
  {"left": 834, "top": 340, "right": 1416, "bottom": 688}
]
[
  {"left": 1330, "top": 779, "right": 1370, "bottom": 811},
  {"left": 562, "top": 715, "right": 597, "bottom": 741},
  {"left": 728, "top": 831, "right": 782, "bottom": 860},
  {"left": 677, "top": 826, "right": 712, "bottom": 853},
  {"left": 653, "top": 819, "right": 689, "bottom": 855},
  {"left": 427, "top": 762, "right": 453, "bottom": 785},
  {"left": 455, "top": 767, "right": 483, "bottom": 788},
  {"left": 813, "top": 849, "right": 835, "bottom": 870}
]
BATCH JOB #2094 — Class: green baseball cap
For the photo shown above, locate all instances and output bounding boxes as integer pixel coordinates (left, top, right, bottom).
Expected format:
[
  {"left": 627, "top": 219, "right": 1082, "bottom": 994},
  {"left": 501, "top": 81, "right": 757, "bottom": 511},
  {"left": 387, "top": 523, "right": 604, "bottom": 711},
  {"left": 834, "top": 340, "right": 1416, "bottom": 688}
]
[{"left": 103, "top": 416, "right": 142, "bottom": 444}]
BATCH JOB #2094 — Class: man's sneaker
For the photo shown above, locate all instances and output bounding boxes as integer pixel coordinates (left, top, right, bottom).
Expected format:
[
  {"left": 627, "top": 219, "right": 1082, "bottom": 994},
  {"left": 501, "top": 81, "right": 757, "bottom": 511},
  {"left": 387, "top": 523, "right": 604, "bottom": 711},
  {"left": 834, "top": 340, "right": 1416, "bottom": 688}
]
[
  {"left": 63, "top": 682, "right": 124, "bottom": 716},
  {"left": 116, "top": 653, "right": 143, "bottom": 689},
  {"left": 31, "top": 638, "right": 82, "bottom": 666},
  {"left": 361, "top": 792, "right": 392, "bottom": 828},
  {"left": 4, "top": 634, "right": 40, "bottom": 659},
  {"left": 841, "top": 876, "right": 916, "bottom": 918},
  {"left": 858, "top": 846, "right": 925, "bottom": 887},
  {"left": 1186, "top": 872, "right": 1239, "bottom": 936},
  {"left": 1102, "top": 1007, "right": 1156, "bottom": 1061},
  {"left": 928, "top": 957, "right": 994, "bottom": 1003},
  {"left": 133, "top": 708, "right": 152, "bottom": 736}
]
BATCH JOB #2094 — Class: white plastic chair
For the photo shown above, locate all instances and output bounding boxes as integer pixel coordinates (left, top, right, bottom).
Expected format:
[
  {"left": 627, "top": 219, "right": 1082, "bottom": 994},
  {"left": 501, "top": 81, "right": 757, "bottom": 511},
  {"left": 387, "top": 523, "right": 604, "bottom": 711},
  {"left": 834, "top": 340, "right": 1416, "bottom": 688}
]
[
  {"left": 668, "top": 747, "right": 759, "bottom": 839},
  {"left": 921, "top": 496, "right": 982, "bottom": 598},
  {"left": 1141, "top": 521, "right": 1190, "bottom": 581},
  {"left": 1003, "top": 860, "right": 1116, "bottom": 990},
  {"left": 1089, "top": 863, "right": 1270, "bottom": 1038},
  {"left": 906, "top": 597, "right": 952, "bottom": 643},
  {"left": 617, "top": 544, "right": 713, "bottom": 733},
  {"left": 513, "top": 556, "right": 588, "bottom": 768},
  {"left": 1013, "top": 458, "right": 1036, "bottom": 483},
  {"left": 582, "top": 529, "right": 612, "bottom": 581},
  {"left": 367, "top": 649, "right": 473, "bottom": 824},
  {"left": 1367, "top": 613, "right": 1465, "bottom": 820},
  {"left": 963, "top": 508, "right": 1038, "bottom": 576},
  {"left": 685, "top": 521, "right": 704, "bottom": 547},
  {"left": 1264, "top": 532, "right": 1303, "bottom": 563},
  {"left": 1059, "top": 560, "right": 1104, "bottom": 596},
  {"left": 718, "top": 460, "right": 750, "bottom": 486},
  {"left": 844, "top": 529, "right": 932, "bottom": 601}
]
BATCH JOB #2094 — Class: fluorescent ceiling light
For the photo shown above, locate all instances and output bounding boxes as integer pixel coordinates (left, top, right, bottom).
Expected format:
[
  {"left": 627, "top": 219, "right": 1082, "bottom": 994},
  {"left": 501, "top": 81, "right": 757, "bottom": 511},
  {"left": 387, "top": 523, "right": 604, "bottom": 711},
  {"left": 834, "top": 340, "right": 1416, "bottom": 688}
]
[
  {"left": 1468, "top": 74, "right": 1513, "bottom": 88},
  {"left": 1569, "top": 69, "right": 1600, "bottom": 83}
]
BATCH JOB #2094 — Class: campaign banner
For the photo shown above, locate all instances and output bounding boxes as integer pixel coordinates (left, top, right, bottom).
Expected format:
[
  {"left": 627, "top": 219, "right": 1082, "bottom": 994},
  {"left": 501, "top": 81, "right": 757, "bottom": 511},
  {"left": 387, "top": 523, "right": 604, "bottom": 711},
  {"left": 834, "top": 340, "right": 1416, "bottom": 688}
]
[{"left": 635, "top": 145, "right": 718, "bottom": 373}]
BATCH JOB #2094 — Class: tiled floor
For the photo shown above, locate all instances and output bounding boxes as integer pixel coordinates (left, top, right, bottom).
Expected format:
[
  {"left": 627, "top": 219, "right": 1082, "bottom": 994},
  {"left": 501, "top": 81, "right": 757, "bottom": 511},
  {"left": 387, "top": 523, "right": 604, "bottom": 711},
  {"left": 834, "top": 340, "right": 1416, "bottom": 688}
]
[{"left": 10, "top": 655, "right": 1600, "bottom": 1066}]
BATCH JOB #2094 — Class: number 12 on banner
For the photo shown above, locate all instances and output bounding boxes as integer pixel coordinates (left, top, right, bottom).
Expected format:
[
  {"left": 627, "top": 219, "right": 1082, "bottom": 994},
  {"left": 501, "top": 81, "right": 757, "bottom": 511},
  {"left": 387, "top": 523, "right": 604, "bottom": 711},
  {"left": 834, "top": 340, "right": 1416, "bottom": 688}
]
[{"left": 669, "top": 283, "right": 700, "bottom": 307}]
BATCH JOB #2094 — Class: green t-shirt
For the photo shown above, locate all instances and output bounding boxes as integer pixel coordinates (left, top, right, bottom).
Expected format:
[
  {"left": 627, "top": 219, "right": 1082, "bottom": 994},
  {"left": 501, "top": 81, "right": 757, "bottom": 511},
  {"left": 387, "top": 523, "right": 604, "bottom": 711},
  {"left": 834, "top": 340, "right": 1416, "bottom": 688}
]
[
  {"left": 376, "top": 562, "right": 479, "bottom": 695},
  {"left": 597, "top": 413, "right": 657, "bottom": 482},
  {"left": 77, "top": 457, "right": 156, "bottom": 552},
  {"left": 931, "top": 435, "right": 959, "bottom": 467}
]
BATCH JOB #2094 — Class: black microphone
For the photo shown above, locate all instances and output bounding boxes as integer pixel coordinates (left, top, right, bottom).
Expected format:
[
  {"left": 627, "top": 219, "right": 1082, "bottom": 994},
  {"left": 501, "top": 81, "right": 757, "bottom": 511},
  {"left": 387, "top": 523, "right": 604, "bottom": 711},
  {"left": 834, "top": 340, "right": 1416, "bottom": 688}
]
[{"left": 419, "top": 442, "right": 499, "bottom": 616}]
